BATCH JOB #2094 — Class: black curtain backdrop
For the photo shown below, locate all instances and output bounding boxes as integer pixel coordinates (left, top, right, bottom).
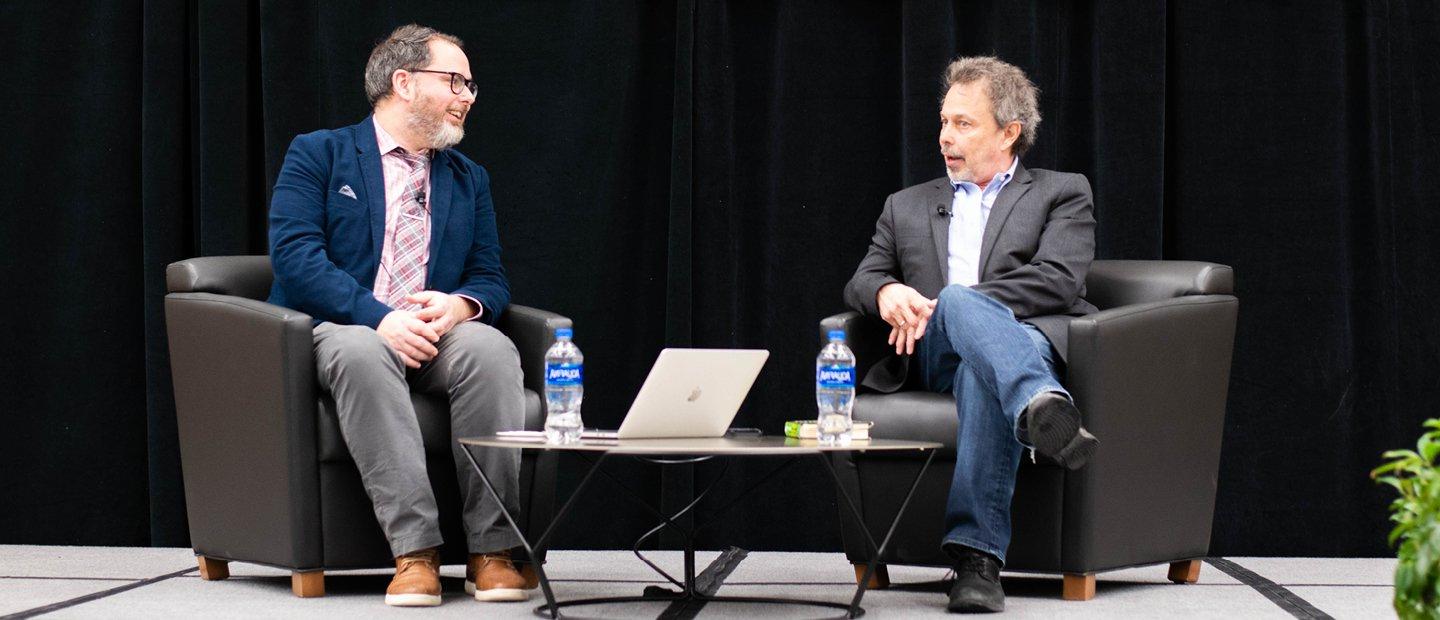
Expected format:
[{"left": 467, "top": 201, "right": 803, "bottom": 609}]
[{"left": 2, "top": 1, "right": 1437, "bottom": 558}]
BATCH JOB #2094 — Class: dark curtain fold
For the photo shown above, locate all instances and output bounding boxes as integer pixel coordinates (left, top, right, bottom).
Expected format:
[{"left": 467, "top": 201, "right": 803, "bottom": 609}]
[
  {"left": 140, "top": 0, "right": 192, "bottom": 548},
  {"left": 2, "top": 0, "right": 1438, "bottom": 557},
  {"left": 1164, "top": 1, "right": 1440, "bottom": 556},
  {"left": 1, "top": 0, "right": 152, "bottom": 546}
]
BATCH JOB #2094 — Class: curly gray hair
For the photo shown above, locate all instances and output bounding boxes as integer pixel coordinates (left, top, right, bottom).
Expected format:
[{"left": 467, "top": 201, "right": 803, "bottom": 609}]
[
  {"left": 364, "top": 24, "right": 464, "bottom": 106},
  {"left": 942, "top": 56, "right": 1041, "bottom": 156}
]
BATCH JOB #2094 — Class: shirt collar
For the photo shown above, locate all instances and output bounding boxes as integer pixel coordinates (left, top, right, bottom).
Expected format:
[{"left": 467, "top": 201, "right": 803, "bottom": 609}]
[
  {"left": 374, "top": 119, "right": 430, "bottom": 159},
  {"left": 951, "top": 156, "right": 1019, "bottom": 194}
]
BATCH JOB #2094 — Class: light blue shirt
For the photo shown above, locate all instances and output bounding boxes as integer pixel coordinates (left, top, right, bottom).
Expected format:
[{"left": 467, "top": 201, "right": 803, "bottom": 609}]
[{"left": 947, "top": 157, "right": 1019, "bottom": 287}]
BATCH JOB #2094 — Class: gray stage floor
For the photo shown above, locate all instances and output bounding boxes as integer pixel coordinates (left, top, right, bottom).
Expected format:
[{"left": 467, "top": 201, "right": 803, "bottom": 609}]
[{"left": 0, "top": 545, "right": 1395, "bottom": 618}]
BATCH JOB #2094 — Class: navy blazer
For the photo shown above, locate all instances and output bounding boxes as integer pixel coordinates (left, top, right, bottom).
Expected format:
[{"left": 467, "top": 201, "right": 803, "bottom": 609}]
[{"left": 267, "top": 116, "right": 510, "bottom": 328}]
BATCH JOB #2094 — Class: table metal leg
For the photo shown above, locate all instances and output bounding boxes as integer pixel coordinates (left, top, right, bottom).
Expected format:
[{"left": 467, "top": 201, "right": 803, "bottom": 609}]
[
  {"left": 581, "top": 454, "right": 802, "bottom": 591},
  {"left": 585, "top": 455, "right": 803, "bottom": 595},
  {"left": 578, "top": 454, "right": 728, "bottom": 590},
  {"left": 462, "top": 444, "right": 934, "bottom": 619},
  {"left": 602, "top": 453, "right": 881, "bottom": 618},
  {"left": 460, "top": 444, "right": 611, "bottom": 619},
  {"left": 815, "top": 449, "right": 937, "bottom": 617},
  {"left": 689, "top": 456, "right": 801, "bottom": 533}
]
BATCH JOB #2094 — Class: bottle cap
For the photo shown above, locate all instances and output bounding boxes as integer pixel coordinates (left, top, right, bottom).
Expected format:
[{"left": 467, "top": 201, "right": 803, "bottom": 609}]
[
  {"left": 828, "top": 330, "right": 846, "bottom": 341},
  {"left": 555, "top": 328, "right": 573, "bottom": 339}
]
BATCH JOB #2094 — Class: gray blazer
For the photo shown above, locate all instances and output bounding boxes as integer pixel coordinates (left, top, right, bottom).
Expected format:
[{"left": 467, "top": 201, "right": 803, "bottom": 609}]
[{"left": 843, "top": 163, "right": 1098, "bottom": 392}]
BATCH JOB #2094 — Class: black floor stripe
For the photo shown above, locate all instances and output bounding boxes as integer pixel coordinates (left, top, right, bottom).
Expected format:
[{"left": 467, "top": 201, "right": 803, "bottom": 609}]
[
  {"left": 1207, "top": 557, "right": 1334, "bottom": 620},
  {"left": 657, "top": 546, "right": 748, "bottom": 620},
  {"left": 0, "top": 567, "right": 196, "bottom": 620}
]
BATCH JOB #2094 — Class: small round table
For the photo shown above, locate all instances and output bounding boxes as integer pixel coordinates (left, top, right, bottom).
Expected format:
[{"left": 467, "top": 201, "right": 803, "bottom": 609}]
[{"left": 458, "top": 434, "right": 941, "bottom": 618}]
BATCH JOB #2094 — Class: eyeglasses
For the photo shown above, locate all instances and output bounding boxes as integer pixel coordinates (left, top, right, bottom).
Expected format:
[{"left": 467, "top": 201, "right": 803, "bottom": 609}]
[{"left": 409, "top": 69, "right": 478, "bottom": 97}]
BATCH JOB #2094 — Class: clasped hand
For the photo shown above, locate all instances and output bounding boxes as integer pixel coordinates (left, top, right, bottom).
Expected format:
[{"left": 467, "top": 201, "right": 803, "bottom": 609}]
[
  {"left": 877, "top": 283, "right": 937, "bottom": 356},
  {"left": 376, "top": 292, "right": 476, "bottom": 368}
]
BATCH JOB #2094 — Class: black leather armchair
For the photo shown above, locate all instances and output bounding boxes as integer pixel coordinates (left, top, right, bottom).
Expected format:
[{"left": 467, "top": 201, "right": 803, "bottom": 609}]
[
  {"left": 164, "top": 256, "right": 565, "bottom": 597},
  {"left": 822, "top": 260, "right": 1237, "bottom": 600}
]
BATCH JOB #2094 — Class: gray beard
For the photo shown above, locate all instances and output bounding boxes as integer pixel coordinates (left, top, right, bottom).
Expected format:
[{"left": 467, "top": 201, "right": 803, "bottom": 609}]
[
  {"left": 943, "top": 151, "right": 973, "bottom": 184},
  {"left": 406, "top": 102, "right": 465, "bottom": 150}
]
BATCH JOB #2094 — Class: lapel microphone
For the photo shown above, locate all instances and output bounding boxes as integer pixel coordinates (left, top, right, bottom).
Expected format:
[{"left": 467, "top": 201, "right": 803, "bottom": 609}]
[
  {"left": 936, "top": 204, "right": 951, "bottom": 217},
  {"left": 417, "top": 192, "right": 427, "bottom": 207}
]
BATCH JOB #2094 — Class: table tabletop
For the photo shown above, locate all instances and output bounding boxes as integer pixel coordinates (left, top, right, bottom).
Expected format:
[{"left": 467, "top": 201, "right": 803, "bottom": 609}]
[{"left": 459, "top": 434, "right": 941, "bottom": 455}]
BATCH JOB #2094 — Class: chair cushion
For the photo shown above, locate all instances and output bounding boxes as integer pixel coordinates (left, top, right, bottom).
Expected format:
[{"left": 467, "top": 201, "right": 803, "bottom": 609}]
[
  {"left": 854, "top": 391, "right": 958, "bottom": 448},
  {"left": 318, "top": 389, "right": 542, "bottom": 463}
]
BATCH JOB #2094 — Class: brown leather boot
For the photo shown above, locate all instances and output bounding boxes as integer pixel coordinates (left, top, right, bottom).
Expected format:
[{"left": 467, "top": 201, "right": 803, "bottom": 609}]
[
  {"left": 466, "top": 549, "right": 531, "bottom": 602},
  {"left": 385, "top": 548, "right": 441, "bottom": 607}
]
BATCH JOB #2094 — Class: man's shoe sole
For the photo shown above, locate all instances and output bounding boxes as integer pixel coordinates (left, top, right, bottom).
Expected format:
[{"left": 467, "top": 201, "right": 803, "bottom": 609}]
[
  {"left": 947, "top": 598, "right": 1005, "bottom": 613},
  {"left": 384, "top": 593, "right": 441, "bottom": 607},
  {"left": 1027, "top": 396, "right": 1099, "bottom": 470},
  {"left": 1055, "top": 428, "right": 1098, "bottom": 469},
  {"left": 946, "top": 582, "right": 1005, "bottom": 613},
  {"left": 465, "top": 580, "right": 536, "bottom": 597},
  {"left": 473, "top": 586, "right": 529, "bottom": 602}
]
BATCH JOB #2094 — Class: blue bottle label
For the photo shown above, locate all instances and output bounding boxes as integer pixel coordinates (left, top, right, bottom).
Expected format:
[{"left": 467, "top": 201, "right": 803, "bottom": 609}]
[
  {"left": 816, "top": 365, "right": 855, "bottom": 389},
  {"left": 545, "top": 363, "right": 583, "bottom": 386}
]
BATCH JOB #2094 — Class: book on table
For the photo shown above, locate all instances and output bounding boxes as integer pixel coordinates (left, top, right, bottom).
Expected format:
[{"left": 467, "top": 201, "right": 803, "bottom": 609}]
[{"left": 783, "top": 420, "right": 872, "bottom": 440}]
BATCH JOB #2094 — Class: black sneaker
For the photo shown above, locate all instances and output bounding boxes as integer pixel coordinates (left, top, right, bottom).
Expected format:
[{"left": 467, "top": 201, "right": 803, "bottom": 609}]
[
  {"left": 946, "top": 546, "right": 1004, "bottom": 613},
  {"left": 1018, "top": 392, "right": 1098, "bottom": 470}
]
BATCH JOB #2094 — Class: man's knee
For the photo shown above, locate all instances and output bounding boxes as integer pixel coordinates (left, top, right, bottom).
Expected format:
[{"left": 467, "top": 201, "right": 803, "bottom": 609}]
[
  {"left": 443, "top": 322, "right": 521, "bottom": 374},
  {"left": 937, "top": 285, "right": 1010, "bottom": 319},
  {"left": 441, "top": 324, "right": 525, "bottom": 428},
  {"left": 317, "top": 324, "right": 401, "bottom": 375},
  {"left": 938, "top": 284, "right": 983, "bottom": 308}
]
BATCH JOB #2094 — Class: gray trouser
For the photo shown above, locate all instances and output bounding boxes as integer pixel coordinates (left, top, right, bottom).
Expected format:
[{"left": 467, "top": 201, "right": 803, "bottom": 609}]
[{"left": 313, "top": 321, "right": 525, "bottom": 557}]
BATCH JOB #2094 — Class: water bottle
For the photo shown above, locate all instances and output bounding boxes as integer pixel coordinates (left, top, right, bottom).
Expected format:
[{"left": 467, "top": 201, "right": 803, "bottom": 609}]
[
  {"left": 816, "top": 330, "right": 856, "bottom": 445},
  {"left": 543, "top": 327, "right": 584, "bottom": 444}
]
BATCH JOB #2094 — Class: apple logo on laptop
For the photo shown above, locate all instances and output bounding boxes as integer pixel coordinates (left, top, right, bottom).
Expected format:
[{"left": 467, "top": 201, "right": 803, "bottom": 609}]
[{"left": 686, "top": 387, "right": 702, "bottom": 402}]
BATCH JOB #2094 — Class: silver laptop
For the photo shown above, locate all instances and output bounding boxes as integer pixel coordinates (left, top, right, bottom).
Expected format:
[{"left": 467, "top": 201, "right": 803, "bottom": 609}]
[{"left": 589, "top": 348, "right": 769, "bottom": 440}]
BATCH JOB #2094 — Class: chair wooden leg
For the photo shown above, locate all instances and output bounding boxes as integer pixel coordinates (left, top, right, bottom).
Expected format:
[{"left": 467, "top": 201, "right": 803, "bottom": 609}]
[
  {"left": 292, "top": 570, "right": 325, "bottom": 598},
  {"left": 196, "top": 556, "right": 229, "bottom": 581},
  {"left": 852, "top": 562, "right": 890, "bottom": 589},
  {"left": 1062, "top": 573, "right": 1095, "bottom": 601},
  {"left": 1168, "top": 559, "right": 1202, "bottom": 584}
]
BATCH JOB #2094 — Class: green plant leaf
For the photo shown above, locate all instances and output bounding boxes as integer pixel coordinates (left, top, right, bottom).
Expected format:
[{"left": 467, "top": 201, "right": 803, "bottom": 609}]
[
  {"left": 1380, "top": 477, "right": 1406, "bottom": 493},
  {"left": 1378, "top": 462, "right": 1410, "bottom": 477},
  {"left": 1415, "top": 548, "right": 1431, "bottom": 590},
  {"left": 1423, "top": 439, "right": 1440, "bottom": 464},
  {"left": 1392, "top": 527, "right": 1407, "bottom": 547},
  {"left": 1378, "top": 419, "right": 1440, "bottom": 618}
]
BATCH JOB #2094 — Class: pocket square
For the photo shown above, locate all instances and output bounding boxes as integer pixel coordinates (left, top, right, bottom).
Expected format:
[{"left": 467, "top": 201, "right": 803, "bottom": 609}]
[{"left": 338, "top": 185, "right": 357, "bottom": 200}]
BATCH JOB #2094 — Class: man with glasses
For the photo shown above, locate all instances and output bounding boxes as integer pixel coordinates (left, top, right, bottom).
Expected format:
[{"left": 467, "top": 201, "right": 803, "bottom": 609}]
[{"left": 267, "top": 24, "right": 531, "bottom": 606}]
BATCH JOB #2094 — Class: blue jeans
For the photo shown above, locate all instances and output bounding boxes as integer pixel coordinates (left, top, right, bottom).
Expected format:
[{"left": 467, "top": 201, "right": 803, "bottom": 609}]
[{"left": 915, "top": 285, "right": 1067, "bottom": 565}]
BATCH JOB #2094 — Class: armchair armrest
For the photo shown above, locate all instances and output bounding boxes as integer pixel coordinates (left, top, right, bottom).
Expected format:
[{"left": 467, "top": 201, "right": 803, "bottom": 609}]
[
  {"left": 166, "top": 256, "right": 273, "bottom": 300},
  {"left": 1059, "top": 293, "right": 1238, "bottom": 570},
  {"left": 820, "top": 311, "right": 892, "bottom": 385},
  {"left": 1086, "top": 260, "right": 1233, "bottom": 309},
  {"left": 165, "top": 291, "right": 322, "bottom": 568},
  {"left": 495, "top": 304, "right": 572, "bottom": 400}
]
